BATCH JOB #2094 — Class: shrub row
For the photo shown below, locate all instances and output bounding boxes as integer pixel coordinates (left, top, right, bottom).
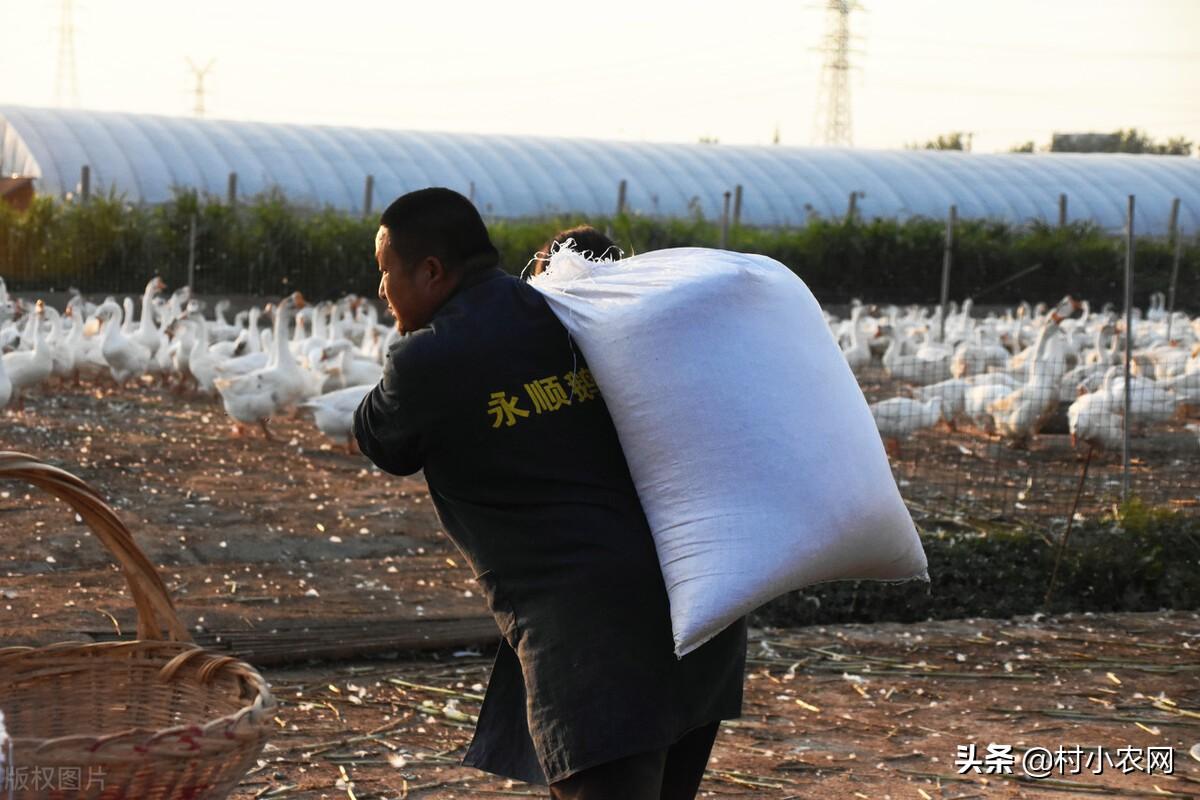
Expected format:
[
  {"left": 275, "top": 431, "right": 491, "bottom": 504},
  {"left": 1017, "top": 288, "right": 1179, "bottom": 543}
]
[
  {"left": 2, "top": 189, "right": 1196, "bottom": 307},
  {"left": 749, "top": 502, "right": 1200, "bottom": 628}
]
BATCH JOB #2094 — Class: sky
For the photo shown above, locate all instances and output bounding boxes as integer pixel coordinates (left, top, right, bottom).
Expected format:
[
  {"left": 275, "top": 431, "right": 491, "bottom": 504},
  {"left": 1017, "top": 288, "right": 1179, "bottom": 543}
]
[{"left": 3, "top": 0, "right": 1198, "bottom": 153}]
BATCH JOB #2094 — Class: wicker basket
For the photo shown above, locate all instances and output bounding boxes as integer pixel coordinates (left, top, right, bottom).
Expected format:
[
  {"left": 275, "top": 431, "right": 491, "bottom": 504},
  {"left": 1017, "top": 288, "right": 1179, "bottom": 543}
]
[{"left": 0, "top": 452, "right": 276, "bottom": 800}]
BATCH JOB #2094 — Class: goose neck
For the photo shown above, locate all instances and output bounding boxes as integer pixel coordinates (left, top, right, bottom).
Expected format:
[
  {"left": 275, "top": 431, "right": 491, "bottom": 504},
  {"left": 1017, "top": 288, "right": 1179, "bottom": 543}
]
[{"left": 274, "top": 302, "right": 297, "bottom": 368}]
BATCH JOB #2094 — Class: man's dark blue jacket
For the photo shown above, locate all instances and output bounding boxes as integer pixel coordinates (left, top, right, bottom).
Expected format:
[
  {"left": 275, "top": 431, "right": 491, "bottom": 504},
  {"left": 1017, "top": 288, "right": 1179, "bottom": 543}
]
[{"left": 353, "top": 265, "right": 747, "bottom": 785}]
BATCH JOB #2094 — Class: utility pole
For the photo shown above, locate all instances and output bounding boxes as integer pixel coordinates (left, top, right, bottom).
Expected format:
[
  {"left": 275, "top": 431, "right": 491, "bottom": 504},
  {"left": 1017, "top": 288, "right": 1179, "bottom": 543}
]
[
  {"left": 54, "top": 0, "right": 80, "bottom": 106},
  {"left": 187, "top": 58, "right": 216, "bottom": 118},
  {"left": 812, "top": 1, "right": 862, "bottom": 147}
]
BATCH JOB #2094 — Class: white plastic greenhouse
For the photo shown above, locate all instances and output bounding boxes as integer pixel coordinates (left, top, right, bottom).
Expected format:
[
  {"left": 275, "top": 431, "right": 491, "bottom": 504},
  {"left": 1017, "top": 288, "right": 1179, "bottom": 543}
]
[{"left": 2, "top": 105, "right": 1196, "bottom": 235}]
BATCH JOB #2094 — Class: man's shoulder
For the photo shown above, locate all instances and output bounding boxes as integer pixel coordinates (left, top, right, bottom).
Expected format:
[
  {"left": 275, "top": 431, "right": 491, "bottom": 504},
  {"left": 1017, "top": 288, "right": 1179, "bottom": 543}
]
[
  {"left": 383, "top": 327, "right": 443, "bottom": 380},
  {"left": 467, "top": 269, "right": 549, "bottom": 309},
  {"left": 387, "top": 271, "right": 563, "bottom": 374},
  {"left": 441, "top": 271, "right": 560, "bottom": 337}
]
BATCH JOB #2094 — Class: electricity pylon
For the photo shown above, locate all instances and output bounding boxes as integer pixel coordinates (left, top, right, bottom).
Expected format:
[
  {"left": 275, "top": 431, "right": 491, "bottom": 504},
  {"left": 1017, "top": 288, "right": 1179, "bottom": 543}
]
[
  {"left": 54, "top": 0, "right": 80, "bottom": 106},
  {"left": 812, "top": 1, "right": 862, "bottom": 147},
  {"left": 187, "top": 58, "right": 216, "bottom": 117}
]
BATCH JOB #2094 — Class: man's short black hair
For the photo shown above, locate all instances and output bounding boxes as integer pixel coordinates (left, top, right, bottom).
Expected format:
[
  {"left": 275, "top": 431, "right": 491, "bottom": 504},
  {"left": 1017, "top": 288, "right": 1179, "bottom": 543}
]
[{"left": 380, "top": 187, "right": 500, "bottom": 274}]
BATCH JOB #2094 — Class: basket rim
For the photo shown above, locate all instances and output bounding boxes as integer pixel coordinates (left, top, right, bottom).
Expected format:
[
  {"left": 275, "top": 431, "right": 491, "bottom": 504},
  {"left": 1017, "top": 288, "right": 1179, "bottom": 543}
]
[{"left": 0, "top": 638, "right": 274, "bottom": 685}]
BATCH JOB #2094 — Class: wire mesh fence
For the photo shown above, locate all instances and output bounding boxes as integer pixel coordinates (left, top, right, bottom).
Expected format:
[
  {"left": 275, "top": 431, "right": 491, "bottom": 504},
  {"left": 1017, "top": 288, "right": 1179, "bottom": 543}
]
[
  {"left": 2, "top": 194, "right": 1197, "bottom": 529},
  {"left": 0, "top": 194, "right": 378, "bottom": 300},
  {"left": 846, "top": 302, "right": 1199, "bottom": 526}
]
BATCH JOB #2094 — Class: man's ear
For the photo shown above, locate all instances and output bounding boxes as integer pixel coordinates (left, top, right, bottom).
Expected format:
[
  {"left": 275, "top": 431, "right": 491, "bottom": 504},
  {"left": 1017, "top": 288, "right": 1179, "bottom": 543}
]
[{"left": 423, "top": 255, "right": 451, "bottom": 286}]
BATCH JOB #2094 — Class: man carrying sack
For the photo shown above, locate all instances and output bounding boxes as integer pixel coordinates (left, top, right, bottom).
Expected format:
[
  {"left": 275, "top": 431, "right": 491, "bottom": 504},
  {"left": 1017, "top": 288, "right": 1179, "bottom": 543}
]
[{"left": 353, "top": 188, "right": 747, "bottom": 799}]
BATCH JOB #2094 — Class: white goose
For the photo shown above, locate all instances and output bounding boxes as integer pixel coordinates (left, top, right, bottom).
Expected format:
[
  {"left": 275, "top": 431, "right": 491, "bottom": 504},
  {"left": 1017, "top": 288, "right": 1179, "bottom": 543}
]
[
  {"left": 214, "top": 292, "right": 312, "bottom": 439},
  {"left": 210, "top": 306, "right": 264, "bottom": 361},
  {"left": 986, "top": 319, "right": 1067, "bottom": 444},
  {"left": 0, "top": 349, "right": 10, "bottom": 409},
  {"left": 839, "top": 304, "right": 873, "bottom": 374},
  {"left": 214, "top": 306, "right": 272, "bottom": 377},
  {"left": 1143, "top": 342, "right": 1192, "bottom": 380},
  {"left": 1162, "top": 369, "right": 1200, "bottom": 416},
  {"left": 951, "top": 326, "right": 1010, "bottom": 378},
  {"left": 963, "top": 379, "right": 1017, "bottom": 431},
  {"left": 321, "top": 340, "right": 383, "bottom": 390},
  {"left": 1068, "top": 367, "right": 1123, "bottom": 451},
  {"left": 44, "top": 306, "right": 76, "bottom": 381},
  {"left": 1082, "top": 320, "right": 1120, "bottom": 367},
  {"left": 185, "top": 316, "right": 220, "bottom": 395},
  {"left": 1009, "top": 296, "right": 1079, "bottom": 372},
  {"left": 912, "top": 377, "right": 969, "bottom": 428},
  {"left": 119, "top": 296, "right": 137, "bottom": 337},
  {"left": 97, "top": 300, "right": 153, "bottom": 385},
  {"left": 869, "top": 397, "right": 943, "bottom": 458},
  {"left": 0, "top": 276, "right": 13, "bottom": 324},
  {"left": 357, "top": 312, "right": 385, "bottom": 363},
  {"left": 300, "top": 384, "right": 375, "bottom": 452},
  {"left": 2, "top": 301, "right": 53, "bottom": 407},
  {"left": 208, "top": 300, "right": 241, "bottom": 343},
  {"left": 129, "top": 277, "right": 167, "bottom": 357},
  {"left": 71, "top": 301, "right": 111, "bottom": 383},
  {"left": 881, "top": 328, "right": 951, "bottom": 385},
  {"left": 1105, "top": 373, "right": 1177, "bottom": 429}
]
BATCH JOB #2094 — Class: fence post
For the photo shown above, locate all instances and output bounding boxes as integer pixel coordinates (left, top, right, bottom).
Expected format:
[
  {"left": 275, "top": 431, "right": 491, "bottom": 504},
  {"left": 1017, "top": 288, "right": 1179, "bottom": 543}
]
[
  {"left": 468, "top": 181, "right": 476, "bottom": 204},
  {"left": 938, "top": 205, "right": 956, "bottom": 343},
  {"left": 719, "top": 191, "right": 731, "bottom": 249},
  {"left": 187, "top": 214, "right": 197, "bottom": 291},
  {"left": 1122, "top": 195, "right": 1135, "bottom": 504},
  {"left": 1058, "top": 193, "right": 1067, "bottom": 227},
  {"left": 227, "top": 172, "right": 238, "bottom": 206},
  {"left": 616, "top": 179, "right": 627, "bottom": 216},
  {"left": 732, "top": 184, "right": 743, "bottom": 229},
  {"left": 80, "top": 164, "right": 90, "bottom": 203},
  {"left": 1166, "top": 219, "right": 1183, "bottom": 342},
  {"left": 845, "top": 191, "right": 858, "bottom": 224},
  {"left": 363, "top": 174, "right": 375, "bottom": 217},
  {"left": 1165, "top": 197, "right": 1181, "bottom": 341}
]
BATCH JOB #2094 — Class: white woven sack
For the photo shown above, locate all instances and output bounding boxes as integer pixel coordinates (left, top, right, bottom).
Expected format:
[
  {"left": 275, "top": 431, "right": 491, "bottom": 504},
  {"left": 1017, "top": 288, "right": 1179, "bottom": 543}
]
[{"left": 531, "top": 246, "right": 929, "bottom": 657}]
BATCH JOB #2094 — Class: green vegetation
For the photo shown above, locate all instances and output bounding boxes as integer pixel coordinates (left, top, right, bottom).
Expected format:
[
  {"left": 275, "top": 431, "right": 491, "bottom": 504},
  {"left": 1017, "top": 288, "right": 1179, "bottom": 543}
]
[
  {"left": 751, "top": 504, "right": 1200, "bottom": 628},
  {"left": 916, "top": 128, "right": 1193, "bottom": 155},
  {"left": 907, "top": 131, "right": 971, "bottom": 151},
  {"left": 1050, "top": 128, "right": 1194, "bottom": 156},
  {"left": 1, "top": 189, "right": 1196, "bottom": 306}
]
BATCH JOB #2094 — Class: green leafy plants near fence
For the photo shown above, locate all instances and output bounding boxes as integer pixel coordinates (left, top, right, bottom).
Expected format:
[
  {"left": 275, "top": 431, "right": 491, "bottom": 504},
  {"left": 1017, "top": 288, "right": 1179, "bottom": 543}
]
[
  {"left": 750, "top": 501, "right": 1200, "bottom": 628},
  {"left": 1, "top": 189, "right": 1196, "bottom": 306}
]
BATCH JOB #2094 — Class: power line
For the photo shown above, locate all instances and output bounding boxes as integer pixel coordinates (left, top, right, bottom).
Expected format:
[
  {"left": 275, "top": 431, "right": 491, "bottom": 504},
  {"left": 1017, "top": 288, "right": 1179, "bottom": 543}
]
[{"left": 871, "top": 36, "right": 1200, "bottom": 62}]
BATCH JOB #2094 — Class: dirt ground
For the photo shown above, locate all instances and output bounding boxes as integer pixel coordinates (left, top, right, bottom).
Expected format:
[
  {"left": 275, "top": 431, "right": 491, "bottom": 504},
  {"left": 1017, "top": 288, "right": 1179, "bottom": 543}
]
[{"left": 1, "top": 384, "right": 1198, "bottom": 799}]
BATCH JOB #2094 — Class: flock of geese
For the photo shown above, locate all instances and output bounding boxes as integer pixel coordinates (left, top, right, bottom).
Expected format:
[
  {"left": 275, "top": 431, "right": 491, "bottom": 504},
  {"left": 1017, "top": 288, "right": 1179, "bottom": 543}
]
[
  {"left": 843, "top": 295, "right": 1200, "bottom": 456},
  {"left": 0, "top": 277, "right": 388, "bottom": 451},
  {"left": 2, "top": 276, "right": 1198, "bottom": 459}
]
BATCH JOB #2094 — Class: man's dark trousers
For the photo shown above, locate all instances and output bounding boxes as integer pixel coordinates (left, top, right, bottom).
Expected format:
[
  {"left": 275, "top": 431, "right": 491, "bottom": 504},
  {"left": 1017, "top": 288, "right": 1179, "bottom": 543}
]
[{"left": 548, "top": 720, "right": 720, "bottom": 800}]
